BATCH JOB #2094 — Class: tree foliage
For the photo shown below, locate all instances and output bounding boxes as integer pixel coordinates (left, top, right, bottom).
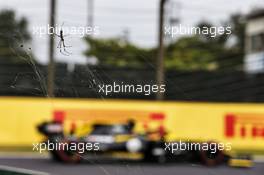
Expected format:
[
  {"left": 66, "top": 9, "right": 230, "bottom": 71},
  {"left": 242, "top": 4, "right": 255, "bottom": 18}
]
[
  {"left": 84, "top": 37, "right": 155, "bottom": 67},
  {"left": 0, "top": 9, "right": 32, "bottom": 64},
  {"left": 166, "top": 14, "right": 245, "bottom": 71},
  {"left": 84, "top": 13, "right": 245, "bottom": 71}
]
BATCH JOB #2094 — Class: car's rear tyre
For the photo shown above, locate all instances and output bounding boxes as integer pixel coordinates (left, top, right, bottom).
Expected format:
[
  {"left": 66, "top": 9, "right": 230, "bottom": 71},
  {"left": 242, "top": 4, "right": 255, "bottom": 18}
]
[
  {"left": 50, "top": 150, "right": 62, "bottom": 162},
  {"left": 199, "top": 142, "right": 224, "bottom": 166},
  {"left": 143, "top": 141, "right": 167, "bottom": 163},
  {"left": 54, "top": 139, "right": 81, "bottom": 163}
]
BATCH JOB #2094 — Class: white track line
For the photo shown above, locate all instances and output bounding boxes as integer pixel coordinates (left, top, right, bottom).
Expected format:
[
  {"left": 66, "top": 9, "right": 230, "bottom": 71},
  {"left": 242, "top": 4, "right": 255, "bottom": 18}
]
[
  {"left": 0, "top": 153, "right": 49, "bottom": 159},
  {"left": 254, "top": 156, "right": 264, "bottom": 163},
  {"left": 0, "top": 165, "right": 49, "bottom": 175}
]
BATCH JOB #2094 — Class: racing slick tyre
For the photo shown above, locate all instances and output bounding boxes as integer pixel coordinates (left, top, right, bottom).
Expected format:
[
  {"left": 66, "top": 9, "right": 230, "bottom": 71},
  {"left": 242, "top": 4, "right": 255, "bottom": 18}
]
[
  {"left": 53, "top": 139, "right": 81, "bottom": 163},
  {"left": 144, "top": 141, "right": 167, "bottom": 163},
  {"left": 199, "top": 142, "right": 224, "bottom": 166},
  {"left": 50, "top": 150, "right": 62, "bottom": 162}
]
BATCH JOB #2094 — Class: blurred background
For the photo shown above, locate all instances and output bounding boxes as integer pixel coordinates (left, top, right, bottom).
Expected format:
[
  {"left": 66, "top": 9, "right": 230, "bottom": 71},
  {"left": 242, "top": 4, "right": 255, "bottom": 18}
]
[
  {"left": 0, "top": 0, "right": 264, "bottom": 174},
  {"left": 0, "top": 0, "right": 264, "bottom": 101}
]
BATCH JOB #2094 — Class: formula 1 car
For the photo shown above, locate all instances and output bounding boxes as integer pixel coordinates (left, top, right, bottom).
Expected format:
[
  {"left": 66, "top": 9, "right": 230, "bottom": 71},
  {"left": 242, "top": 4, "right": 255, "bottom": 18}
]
[{"left": 37, "top": 120, "right": 166, "bottom": 163}]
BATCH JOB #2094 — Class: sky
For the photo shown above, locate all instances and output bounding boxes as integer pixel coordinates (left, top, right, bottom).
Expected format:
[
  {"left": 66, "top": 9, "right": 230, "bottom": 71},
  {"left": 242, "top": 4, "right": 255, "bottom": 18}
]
[{"left": 0, "top": 0, "right": 264, "bottom": 64}]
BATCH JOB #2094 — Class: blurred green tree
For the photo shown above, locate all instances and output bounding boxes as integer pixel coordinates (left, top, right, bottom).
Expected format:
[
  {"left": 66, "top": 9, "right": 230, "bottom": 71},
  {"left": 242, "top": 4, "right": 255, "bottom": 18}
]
[
  {"left": 166, "top": 14, "right": 245, "bottom": 71},
  {"left": 0, "top": 9, "right": 32, "bottom": 64},
  {"left": 84, "top": 13, "right": 245, "bottom": 71},
  {"left": 217, "top": 13, "right": 245, "bottom": 70},
  {"left": 165, "top": 36, "right": 219, "bottom": 70},
  {"left": 84, "top": 37, "right": 155, "bottom": 68}
]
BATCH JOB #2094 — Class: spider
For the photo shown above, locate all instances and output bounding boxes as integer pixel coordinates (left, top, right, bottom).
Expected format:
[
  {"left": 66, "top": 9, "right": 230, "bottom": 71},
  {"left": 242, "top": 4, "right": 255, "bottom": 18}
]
[{"left": 55, "top": 23, "right": 72, "bottom": 56}]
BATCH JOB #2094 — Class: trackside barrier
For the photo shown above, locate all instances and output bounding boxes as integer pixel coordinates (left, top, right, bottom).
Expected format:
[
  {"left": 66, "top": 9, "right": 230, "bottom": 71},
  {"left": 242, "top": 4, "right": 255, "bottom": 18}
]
[{"left": 0, "top": 97, "right": 263, "bottom": 155}]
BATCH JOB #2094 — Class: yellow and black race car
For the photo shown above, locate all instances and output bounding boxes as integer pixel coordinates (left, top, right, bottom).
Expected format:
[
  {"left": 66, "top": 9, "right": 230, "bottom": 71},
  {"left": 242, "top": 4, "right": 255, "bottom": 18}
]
[{"left": 37, "top": 120, "right": 167, "bottom": 163}]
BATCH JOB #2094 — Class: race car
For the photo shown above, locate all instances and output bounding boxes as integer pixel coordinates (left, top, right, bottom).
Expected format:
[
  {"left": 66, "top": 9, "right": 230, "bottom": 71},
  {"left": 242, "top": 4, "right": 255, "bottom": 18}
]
[{"left": 37, "top": 120, "right": 167, "bottom": 163}]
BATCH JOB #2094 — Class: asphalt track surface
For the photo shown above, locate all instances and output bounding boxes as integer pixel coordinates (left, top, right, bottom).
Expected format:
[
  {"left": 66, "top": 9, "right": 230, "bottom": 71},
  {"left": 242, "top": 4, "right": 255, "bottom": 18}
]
[{"left": 0, "top": 157, "right": 263, "bottom": 175}]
